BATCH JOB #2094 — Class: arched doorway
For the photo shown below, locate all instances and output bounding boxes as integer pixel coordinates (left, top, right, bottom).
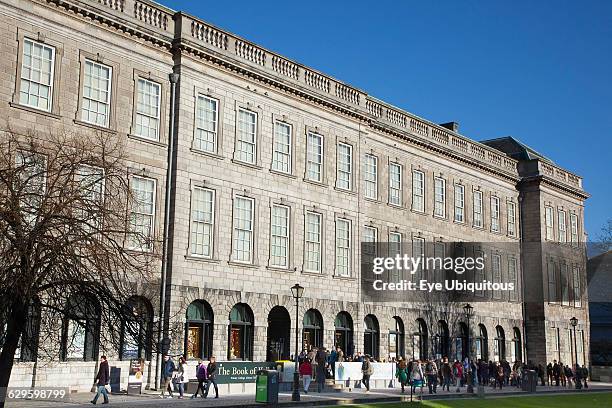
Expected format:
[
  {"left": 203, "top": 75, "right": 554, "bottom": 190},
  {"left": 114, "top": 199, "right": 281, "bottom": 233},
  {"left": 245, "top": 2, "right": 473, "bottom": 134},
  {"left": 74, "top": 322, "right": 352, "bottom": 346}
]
[
  {"left": 185, "top": 300, "right": 214, "bottom": 360},
  {"left": 511, "top": 327, "right": 522, "bottom": 363},
  {"left": 434, "top": 320, "right": 449, "bottom": 359},
  {"left": 303, "top": 309, "right": 323, "bottom": 351},
  {"left": 455, "top": 322, "right": 468, "bottom": 362},
  {"left": 121, "top": 296, "right": 153, "bottom": 360},
  {"left": 413, "top": 318, "right": 428, "bottom": 360},
  {"left": 475, "top": 324, "right": 488, "bottom": 361},
  {"left": 228, "top": 303, "right": 254, "bottom": 360},
  {"left": 389, "top": 316, "right": 404, "bottom": 359},
  {"left": 334, "top": 312, "right": 353, "bottom": 355},
  {"left": 267, "top": 306, "right": 290, "bottom": 361},
  {"left": 494, "top": 325, "right": 505, "bottom": 362},
  {"left": 363, "top": 315, "right": 379, "bottom": 359}
]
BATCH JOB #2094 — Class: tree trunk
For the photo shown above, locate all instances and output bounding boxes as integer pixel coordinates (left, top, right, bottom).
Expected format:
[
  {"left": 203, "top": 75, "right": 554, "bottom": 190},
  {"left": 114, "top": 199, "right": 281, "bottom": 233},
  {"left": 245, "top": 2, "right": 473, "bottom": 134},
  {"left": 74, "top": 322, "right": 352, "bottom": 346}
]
[{"left": 0, "top": 303, "right": 27, "bottom": 408}]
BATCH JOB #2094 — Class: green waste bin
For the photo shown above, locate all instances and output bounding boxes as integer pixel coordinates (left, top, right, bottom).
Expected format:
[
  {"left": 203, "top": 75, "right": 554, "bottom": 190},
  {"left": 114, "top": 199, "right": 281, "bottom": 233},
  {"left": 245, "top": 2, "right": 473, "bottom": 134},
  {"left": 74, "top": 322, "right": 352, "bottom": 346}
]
[{"left": 256, "top": 369, "right": 279, "bottom": 404}]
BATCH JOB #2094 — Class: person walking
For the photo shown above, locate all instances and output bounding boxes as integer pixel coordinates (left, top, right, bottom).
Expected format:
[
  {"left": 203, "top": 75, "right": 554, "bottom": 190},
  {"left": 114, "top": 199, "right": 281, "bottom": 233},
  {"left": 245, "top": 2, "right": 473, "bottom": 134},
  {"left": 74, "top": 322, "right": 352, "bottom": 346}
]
[
  {"left": 441, "top": 358, "right": 452, "bottom": 392},
  {"left": 315, "top": 348, "right": 327, "bottom": 392},
  {"left": 395, "top": 358, "right": 409, "bottom": 393},
  {"left": 160, "top": 355, "right": 176, "bottom": 399},
  {"left": 495, "top": 363, "right": 504, "bottom": 390},
  {"left": 203, "top": 356, "right": 219, "bottom": 398},
  {"left": 553, "top": 360, "right": 561, "bottom": 386},
  {"left": 411, "top": 359, "right": 424, "bottom": 394},
  {"left": 191, "top": 359, "right": 208, "bottom": 399},
  {"left": 299, "top": 358, "right": 313, "bottom": 393},
  {"left": 452, "top": 360, "right": 463, "bottom": 392},
  {"left": 175, "top": 357, "right": 189, "bottom": 398},
  {"left": 91, "top": 355, "right": 110, "bottom": 405},
  {"left": 361, "top": 356, "right": 373, "bottom": 392},
  {"left": 582, "top": 365, "right": 589, "bottom": 389},
  {"left": 426, "top": 359, "right": 438, "bottom": 394},
  {"left": 546, "top": 362, "right": 553, "bottom": 386}
]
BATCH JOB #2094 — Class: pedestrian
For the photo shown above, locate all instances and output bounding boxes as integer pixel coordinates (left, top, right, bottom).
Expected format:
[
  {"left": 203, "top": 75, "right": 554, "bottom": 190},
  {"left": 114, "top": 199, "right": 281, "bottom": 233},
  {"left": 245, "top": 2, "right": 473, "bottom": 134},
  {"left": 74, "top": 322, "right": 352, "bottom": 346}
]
[
  {"left": 175, "top": 357, "right": 189, "bottom": 398},
  {"left": 91, "top": 355, "right": 110, "bottom": 405},
  {"left": 582, "top": 365, "right": 589, "bottom": 389},
  {"left": 395, "top": 357, "right": 408, "bottom": 393},
  {"left": 553, "top": 360, "right": 561, "bottom": 386},
  {"left": 495, "top": 363, "right": 504, "bottom": 390},
  {"left": 546, "top": 362, "right": 553, "bottom": 386},
  {"left": 441, "top": 357, "right": 452, "bottom": 391},
  {"left": 361, "top": 355, "right": 373, "bottom": 392},
  {"left": 426, "top": 359, "right": 438, "bottom": 394},
  {"left": 203, "top": 356, "right": 219, "bottom": 398},
  {"left": 316, "top": 347, "right": 327, "bottom": 392},
  {"left": 191, "top": 359, "right": 208, "bottom": 399},
  {"left": 160, "top": 355, "right": 175, "bottom": 399},
  {"left": 411, "top": 359, "right": 424, "bottom": 394},
  {"left": 299, "top": 358, "right": 313, "bottom": 393},
  {"left": 565, "top": 364, "right": 573, "bottom": 388},
  {"left": 452, "top": 360, "right": 463, "bottom": 392},
  {"left": 574, "top": 364, "right": 583, "bottom": 390},
  {"left": 329, "top": 347, "right": 338, "bottom": 377}
]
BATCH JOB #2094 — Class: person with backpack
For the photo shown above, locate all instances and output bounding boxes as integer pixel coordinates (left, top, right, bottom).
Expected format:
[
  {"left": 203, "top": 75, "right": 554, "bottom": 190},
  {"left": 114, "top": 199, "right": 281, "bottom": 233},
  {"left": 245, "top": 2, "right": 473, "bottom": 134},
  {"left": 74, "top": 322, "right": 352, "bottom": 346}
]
[
  {"left": 395, "top": 358, "right": 408, "bottom": 393},
  {"left": 361, "top": 355, "right": 374, "bottom": 392},
  {"left": 426, "top": 359, "right": 438, "bottom": 394},
  {"left": 191, "top": 359, "right": 208, "bottom": 399}
]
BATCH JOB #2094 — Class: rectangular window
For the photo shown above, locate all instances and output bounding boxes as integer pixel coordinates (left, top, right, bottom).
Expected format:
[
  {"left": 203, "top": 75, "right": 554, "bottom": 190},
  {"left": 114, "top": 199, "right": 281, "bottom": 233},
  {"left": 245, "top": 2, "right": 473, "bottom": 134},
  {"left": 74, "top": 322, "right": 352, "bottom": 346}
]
[
  {"left": 579, "top": 331, "right": 585, "bottom": 365},
  {"left": 134, "top": 78, "right": 161, "bottom": 141},
  {"left": 76, "top": 165, "right": 104, "bottom": 231},
  {"left": 545, "top": 206, "right": 554, "bottom": 240},
  {"left": 16, "top": 151, "right": 46, "bottom": 226},
  {"left": 272, "top": 122, "right": 292, "bottom": 174},
  {"left": 364, "top": 154, "right": 378, "bottom": 199},
  {"left": 570, "top": 214, "right": 579, "bottom": 245},
  {"left": 306, "top": 133, "right": 323, "bottom": 182},
  {"left": 492, "top": 254, "right": 501, "bottom": 299},
  {"left": 454, "top": 185, "right": 465, "bottom": 223},
  {"left": 558, "top": 210, "right": 567, "bottom": 242},
  {"left": 236, "top": 109, "right": 257, "bottom": 164},
  {"left": 473, "top": 191, "right": 483, "bottom": 228},
  {"left": 509, "top": 257, "right": 518, "bottom": 301},
  {"left": 363, "top": 226, "right": 378, "bottom": 268},
  {"left": 305, "top": 212, "right": 322, "bottom": 272},
  {"left": 434, "top": 177, "right": 446, "bottom": 218},
  {"left": 507, "top": 201, "right": 516, "bottom": 237},
  {"left": 547, "top": 260, "right": 557, "bottom": 303},
  {"left": 491, "top": 196, "right": 500, "bottom": 232},
  {"left": 388, "top": 162, "right": 401, "bottom": 205},
  {"left": 20, "top": 39, "right": 55, "bottom": 112},
  {"left": 270, "top": 204, "right": 290, "bottom": 268},
  {"left": 389, "top": 232, "right": 402, "bottom": 282},
  {"left": 194, "top": 95, "right": 218, "bottom": 153},
  {"left": 82, "top": 59, "right": 112, "bottom": 127},
  {"left": 129, "top": 176, "right": 155, "bottom": 251},
  {"left": 412, "top": 237, "right": 425, "bottom": 280},
  {"left": 336, "top": 143, "right": 352, "bottom": 190},
  {"left": 412, "top": 170, "right": 425, "bottom": 212},
  {"left": 561, "top": 262, "right": 570, "bottom": 306},
  {"left": 552, "top": 327, "right": 560, "bottom": 353},
  {"left": 232, "top": 197, "right": 254, "bottom": 263},
  {"left": 475, "top": 250, "right": 485, "bottom": 296},
  {"left": 573, "top": 266, "right": 581, "bottom": 308},
  {"left": 336, "top": 219, "right": 351, "bottom": 276},
  {"left": 190, "top": 187, "right": 214, "bottom": 257}
]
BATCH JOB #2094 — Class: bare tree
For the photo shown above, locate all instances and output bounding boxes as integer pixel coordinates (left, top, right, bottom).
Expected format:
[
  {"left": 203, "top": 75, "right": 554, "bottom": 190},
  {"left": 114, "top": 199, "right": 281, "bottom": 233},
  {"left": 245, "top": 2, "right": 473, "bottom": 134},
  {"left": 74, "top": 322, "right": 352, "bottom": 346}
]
[{"left": 0, "top": 127, "right": 160, "bottom": 406}]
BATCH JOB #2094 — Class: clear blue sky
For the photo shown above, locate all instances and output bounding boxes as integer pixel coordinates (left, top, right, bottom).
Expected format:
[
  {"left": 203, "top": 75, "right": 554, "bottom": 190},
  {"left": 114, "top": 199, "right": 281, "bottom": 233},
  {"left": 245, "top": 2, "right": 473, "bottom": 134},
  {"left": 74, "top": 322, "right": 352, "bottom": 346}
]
[{"left": 165, "top": 0, "right": 611, "bottom": 239}]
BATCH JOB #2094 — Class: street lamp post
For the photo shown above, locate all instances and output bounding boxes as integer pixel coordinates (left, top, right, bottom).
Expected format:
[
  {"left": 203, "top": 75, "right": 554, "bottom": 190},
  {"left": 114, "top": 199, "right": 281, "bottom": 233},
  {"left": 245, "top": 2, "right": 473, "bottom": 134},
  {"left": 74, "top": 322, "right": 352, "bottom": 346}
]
[
  {"left": 291, "top": 283, "right": 305, "bottom": 401},
  {"left": 464, "top": 303, "right": 475, "bottom": 394},
  {"left": 570, "top": 316, "right": 579, "bottom": 390}
]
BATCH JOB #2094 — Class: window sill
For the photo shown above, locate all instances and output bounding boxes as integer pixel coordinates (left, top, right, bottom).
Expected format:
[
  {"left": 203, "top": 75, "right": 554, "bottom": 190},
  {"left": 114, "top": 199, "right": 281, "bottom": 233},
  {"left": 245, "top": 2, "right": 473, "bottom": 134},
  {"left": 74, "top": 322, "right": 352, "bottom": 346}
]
[
  {"left": 411, "top": 209, "right": 427, "bottom": 216},
  {"left": 231, "top": 158, "right": 263, "bottom": 170},
  {"left": 9, "top": 102, "right": 61, "bottom": 119},
  {"left": 453, "top": 219, "right": 466, "bottom": 225},
  {"left": 387, "top": 202, "right": 404, "bottom": 209},
  {"left": 191, "top": 148, "right": 224, "bottom": 160},
  {"left": 301, "top": 270, "right": 324, "bottom": 277},
  {"left": 433, "top": 214, "right": 447, "bottom": 221},
  {"left": 334, "top": 186, "right": 356, "bottom": 195},
  {"left": 363, "top": 197, "right": 381, "bottom": 204},
  {"left": 184, "top": 255, "right": 220, "bottom": 263},
  {"left": 266, "top": 265, "right": 295, "bottom": 273},
  {"left": 333, "top": 274, "right": 357, "bottom": 281},
  {"left": 228, "top": 260, "right": 260, "bottom": 269},
  {"left": 472, "top": 224, "right": 485, "bottom": 230},
  {"left": 269, "top": 169, "right": 296, "bottom": 179},
  {"left": 128, "top": 133, "right": 167, "bottom": 147},
  {"left": 303, "top": 178, "right": 328, "bottom": 188},
  {"left": 73, "top": 119, "right": 117, "bottom": 134}
]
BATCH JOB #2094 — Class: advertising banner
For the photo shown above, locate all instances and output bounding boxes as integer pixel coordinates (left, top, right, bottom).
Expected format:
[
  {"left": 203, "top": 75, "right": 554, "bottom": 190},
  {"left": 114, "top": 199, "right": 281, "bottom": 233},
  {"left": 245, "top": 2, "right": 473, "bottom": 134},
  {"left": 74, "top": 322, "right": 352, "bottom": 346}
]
[
  {"left": 215, "top": 361, "right": 276, "bottom": 384},
  {"left": 127, "top": 359, "right": 144, "bottom": 394},
  {"left": 334, "top": 362, "right": 395, "bottom": 381}
]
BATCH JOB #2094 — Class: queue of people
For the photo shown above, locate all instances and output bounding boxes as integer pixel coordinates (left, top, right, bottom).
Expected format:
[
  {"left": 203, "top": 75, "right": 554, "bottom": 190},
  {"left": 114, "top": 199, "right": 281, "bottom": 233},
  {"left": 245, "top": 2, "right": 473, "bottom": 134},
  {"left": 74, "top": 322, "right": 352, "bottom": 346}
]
[{"left": 158, "top": 354, "right": 219, "bottom": 399}]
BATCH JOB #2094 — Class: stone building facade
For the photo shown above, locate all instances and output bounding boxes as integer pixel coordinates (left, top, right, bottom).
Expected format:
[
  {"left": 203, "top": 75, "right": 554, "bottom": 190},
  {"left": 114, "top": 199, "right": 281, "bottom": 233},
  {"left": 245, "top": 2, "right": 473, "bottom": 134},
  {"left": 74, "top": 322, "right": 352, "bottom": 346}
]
[{"left": 0, "top": 0, "right": 589, "bottom": 392}]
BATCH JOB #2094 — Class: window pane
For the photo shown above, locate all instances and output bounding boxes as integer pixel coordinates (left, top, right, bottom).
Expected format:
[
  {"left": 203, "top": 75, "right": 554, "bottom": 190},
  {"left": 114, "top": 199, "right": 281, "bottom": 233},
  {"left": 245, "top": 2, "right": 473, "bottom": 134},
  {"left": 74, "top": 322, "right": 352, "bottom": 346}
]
[
  {"left": 135, "top": 78, "right": 160, "bottom": 140},
  {"left": 305, "top": 212, "right": 321, "bottom": 272},
  {"left": 236, "top": 109, "right": 257, "bottom": 164},
  {"left": 191, "top": 188, "right": 214, "bottom": 257},
  {"left": 454, "top": 185, "right": 464, "bottom": 223},
  {"left": 129, "top": 177, "right": 155, "bottom": 251},
  {"left": 306, "top": 133, "right": 323, "bottom": 182},
  {"left": 20, "top": 39, "right": 55, "bottom": 111},
  {"left": 272, "top": 122, "right": 292, "bottom": 173},
  {"left": 389, "top": 163, "right": 401, "bottom": 205},
  {"left": 270, "top": 205, "right": 289, "bottom": 267},
  {"left": 81, "top": 59, "right": 112, "bottom": 127},
  {"left": 336, "top": 219, "right": 351, "bottom": 276},
  {"left": 434, "top": 178, "right": 445, "bottom": 217},
  {"left": 336, "top": 143, "right": 352, "bottom": 190},
  {"left": 232, "top": 197, "right": 254, "bottom": 262},
  {"left": 195, "top": 96, "right": 218, "bottom": 152},
  {"left": 412, "top": 171, "right": 424, "bottom": 212},
  {"left": 364, "top": 155, "right": 377, "bottom": 199}
]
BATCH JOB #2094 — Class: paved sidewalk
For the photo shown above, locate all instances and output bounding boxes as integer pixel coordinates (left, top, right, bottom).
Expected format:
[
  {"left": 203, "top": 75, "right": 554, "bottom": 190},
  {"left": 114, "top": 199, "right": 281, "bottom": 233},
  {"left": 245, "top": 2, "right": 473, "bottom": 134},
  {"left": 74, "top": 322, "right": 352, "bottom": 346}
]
[{"left": 5, "top": 382, "right": 612, "bottom": 407}]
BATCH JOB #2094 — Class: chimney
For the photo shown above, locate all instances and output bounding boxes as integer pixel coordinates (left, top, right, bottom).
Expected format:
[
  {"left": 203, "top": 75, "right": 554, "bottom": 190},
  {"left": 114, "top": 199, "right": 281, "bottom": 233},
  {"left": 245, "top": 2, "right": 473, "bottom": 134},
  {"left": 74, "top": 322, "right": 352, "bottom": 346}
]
[{"left": 439, "top": 122, "right": 459, "bottom": 133}]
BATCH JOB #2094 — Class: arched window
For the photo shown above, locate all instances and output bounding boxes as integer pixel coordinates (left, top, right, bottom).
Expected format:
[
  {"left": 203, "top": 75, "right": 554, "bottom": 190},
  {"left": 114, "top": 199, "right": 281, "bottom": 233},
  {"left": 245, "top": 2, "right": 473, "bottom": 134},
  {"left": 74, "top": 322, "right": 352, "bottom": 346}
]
[
  {"left": 228, "top": 303, "right": 254, "bottom": 360},
  {"left": 389, "top": 316, "right": 404, "bottom": 359},
  {"left": 413, "top": 318, "right": 428, "bottom": 360},
  {"left": 303, "top": 309, "right": 323, "bottom": 351},
  {"left": 363, "top": 314, "right": 379, "bottom": 359},
  {"left": 17, "top": 298, "right": 41, "bottom": 362},
  {"left": 434, "top": 320, "right": 449, "bottom": 359},
  {"left": 494, "top": 325, "right": 506, "bottom": 362},
  {"left": 267, "top": 306, "right": 290, "bottom": 361},
  {"left": 455, "top": 322, "right": 468, "bottom": 361},
  {"left": 186, "top": 300, "right": 214, "bottom": 360},
  {"left": 475, "top": 324, "right": 488, "bottom": 361},
  {"left": 61, "top": 293, "right": 100, "bottom": 361},
  {"left": 511, "top": 327, "right": 522, "bottom": 363},
  {"left": 121, "top": 296, "right": 153, "bottom": 360},
  {"left": 334, "top": 312, "right": 354, "bottom": 355}
]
